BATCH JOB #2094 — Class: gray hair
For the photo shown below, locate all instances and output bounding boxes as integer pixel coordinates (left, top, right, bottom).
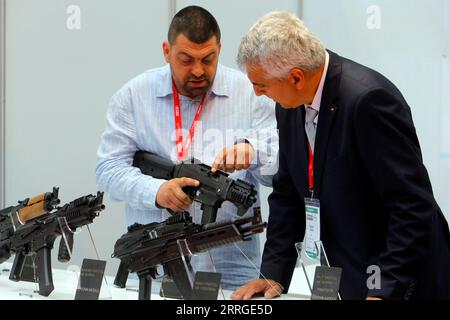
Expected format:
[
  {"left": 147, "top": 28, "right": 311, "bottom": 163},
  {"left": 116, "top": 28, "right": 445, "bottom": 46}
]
[{"left": 237, "top": 11, "right": 326, "bottom": 79}]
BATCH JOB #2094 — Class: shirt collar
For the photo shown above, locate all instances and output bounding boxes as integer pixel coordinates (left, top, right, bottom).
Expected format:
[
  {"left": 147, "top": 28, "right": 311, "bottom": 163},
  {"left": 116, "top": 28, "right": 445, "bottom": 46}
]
[
  {"left": 156, "top": 63, "right": 230, "bottom": 98},
  {"left": 305, "top": 51, "right": 329, "bottom": 116}
]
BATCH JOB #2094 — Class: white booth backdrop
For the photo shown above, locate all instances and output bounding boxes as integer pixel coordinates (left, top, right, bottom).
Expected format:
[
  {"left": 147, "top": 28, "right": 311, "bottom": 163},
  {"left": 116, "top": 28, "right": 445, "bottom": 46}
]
[{"left": 1, "top": 1, "right": 449, "bottom": 287}]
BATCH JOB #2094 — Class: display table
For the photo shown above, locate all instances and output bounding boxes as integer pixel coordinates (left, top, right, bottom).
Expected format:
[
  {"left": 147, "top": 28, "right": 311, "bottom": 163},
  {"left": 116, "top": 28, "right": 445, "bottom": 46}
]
[{"left": 0, "top": 262, "right": 310, "bottom": 300}]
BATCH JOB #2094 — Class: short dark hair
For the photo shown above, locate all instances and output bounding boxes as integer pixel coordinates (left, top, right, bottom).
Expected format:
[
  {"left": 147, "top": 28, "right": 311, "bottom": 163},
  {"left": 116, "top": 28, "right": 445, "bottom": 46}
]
[{"left": 168, "top": 6, "right": 221, "bottom": 44}]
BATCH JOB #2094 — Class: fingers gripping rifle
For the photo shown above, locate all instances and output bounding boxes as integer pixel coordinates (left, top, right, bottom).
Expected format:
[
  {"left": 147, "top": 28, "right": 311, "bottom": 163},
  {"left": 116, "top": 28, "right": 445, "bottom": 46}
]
[
  {"left": 0, "top": 188, "right": 60, "bottom": 264},
  {"left": 133, "top": 151, "right": 257, "bottom": 224},
  {"left": 6, "top": 192, "right": 105, "bottom": 297},
  {"left": 112, "top": 208, "right": 266, "bottom": 300}
]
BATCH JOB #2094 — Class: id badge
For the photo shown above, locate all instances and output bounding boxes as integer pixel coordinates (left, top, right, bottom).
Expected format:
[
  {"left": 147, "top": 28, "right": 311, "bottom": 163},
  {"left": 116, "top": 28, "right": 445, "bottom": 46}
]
[{"left": 304, "top": 198, "right": 321, "bottom": 259}]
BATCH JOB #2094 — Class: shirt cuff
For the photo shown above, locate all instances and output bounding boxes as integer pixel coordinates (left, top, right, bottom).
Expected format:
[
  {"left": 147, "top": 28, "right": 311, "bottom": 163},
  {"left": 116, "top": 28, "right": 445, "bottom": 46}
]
[{"left": 140, "top": 176, "right": 166, "bottom": 210}]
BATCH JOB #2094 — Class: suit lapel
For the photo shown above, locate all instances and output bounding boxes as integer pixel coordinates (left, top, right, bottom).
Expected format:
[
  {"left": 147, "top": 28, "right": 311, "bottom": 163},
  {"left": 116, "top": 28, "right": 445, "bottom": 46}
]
[{"left": 314, "top": 51, "right": 342, "bottom": 197}]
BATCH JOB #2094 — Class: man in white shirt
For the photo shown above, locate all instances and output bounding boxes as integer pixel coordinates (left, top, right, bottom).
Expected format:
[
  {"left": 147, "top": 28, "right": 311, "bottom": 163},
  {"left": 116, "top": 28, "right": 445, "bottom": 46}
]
[{"left": 96, "top": 5, "right": 278, "bottom": 290}]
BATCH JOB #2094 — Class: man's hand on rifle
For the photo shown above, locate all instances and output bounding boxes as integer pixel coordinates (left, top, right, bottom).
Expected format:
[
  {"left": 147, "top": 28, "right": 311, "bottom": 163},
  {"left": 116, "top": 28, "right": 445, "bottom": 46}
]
[
  {"left": 211, "top": 142, "right": 255, "bottom": 173},
  {"left": 156, "top": 178, "right": 199, "bottom": 212}
]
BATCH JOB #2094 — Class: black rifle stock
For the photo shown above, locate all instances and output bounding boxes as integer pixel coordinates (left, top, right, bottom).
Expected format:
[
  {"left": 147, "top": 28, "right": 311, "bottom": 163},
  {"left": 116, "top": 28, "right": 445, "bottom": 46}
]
[
  {"left": 133, "top": 151, "right": 257, "bottom": 224},
  {"left": 112, "top": 208, "right": 266, "bottom": 300},
  {"left": 2, "top": 191, "right": 105, "bottom": 296}
]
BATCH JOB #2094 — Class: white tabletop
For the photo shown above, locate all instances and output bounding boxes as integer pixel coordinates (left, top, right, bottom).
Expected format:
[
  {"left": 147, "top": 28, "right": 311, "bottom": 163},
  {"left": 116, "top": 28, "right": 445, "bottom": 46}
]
[{"left": 0, "top": 262, "right": 310, "bottom": 300}]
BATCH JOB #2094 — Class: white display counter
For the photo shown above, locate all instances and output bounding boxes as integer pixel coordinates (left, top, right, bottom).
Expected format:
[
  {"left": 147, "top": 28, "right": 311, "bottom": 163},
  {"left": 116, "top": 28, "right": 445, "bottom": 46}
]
[{"left": 0, "top": 262, "right": 310, "bottom": 300}]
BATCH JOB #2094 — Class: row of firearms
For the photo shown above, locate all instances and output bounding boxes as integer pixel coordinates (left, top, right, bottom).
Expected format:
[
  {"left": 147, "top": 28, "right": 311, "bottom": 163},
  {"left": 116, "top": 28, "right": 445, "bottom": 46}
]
[{"left": 0, "top": 151, "right": 266, "bottom": 299}]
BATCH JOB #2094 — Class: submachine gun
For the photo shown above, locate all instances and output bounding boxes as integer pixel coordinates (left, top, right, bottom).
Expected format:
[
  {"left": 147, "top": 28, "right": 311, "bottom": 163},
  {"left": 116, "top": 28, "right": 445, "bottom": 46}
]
[
  {"left": 0, "top": 190, "right": 105, "bottom": 296},
  {"left": 112, "top": 208, "right": 266, "bottom": 300},
  {"left": 133, "top": 151, "right": 258, "bottom": 224}
]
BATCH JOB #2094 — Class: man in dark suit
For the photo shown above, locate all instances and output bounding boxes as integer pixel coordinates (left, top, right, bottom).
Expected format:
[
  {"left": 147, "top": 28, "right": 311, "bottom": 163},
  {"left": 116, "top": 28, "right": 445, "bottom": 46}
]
[{"left": 231, "top": 11, "right": 450, "bottom": 300}]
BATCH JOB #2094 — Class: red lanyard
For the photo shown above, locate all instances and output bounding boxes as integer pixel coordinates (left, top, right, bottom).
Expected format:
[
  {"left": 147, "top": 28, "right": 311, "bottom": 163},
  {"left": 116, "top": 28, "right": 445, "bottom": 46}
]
[
  {"left": 172, "top": 80, "right": 206, "bottom": 161},
  {"left": 308, "top": 142, "right": 314, "bottom": 192}
]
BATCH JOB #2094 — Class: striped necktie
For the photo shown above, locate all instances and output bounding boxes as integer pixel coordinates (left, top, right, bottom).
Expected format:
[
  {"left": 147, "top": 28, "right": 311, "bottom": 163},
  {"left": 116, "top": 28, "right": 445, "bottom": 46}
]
[{"left": 305, "top": 107, "right": 319, "bottom": 153}]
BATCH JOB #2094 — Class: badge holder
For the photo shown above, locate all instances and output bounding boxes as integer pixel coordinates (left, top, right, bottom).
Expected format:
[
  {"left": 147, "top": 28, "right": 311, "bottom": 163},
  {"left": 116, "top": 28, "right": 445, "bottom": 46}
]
[{"left": 295, "top": 241, "right": 342, "bottom": 300}]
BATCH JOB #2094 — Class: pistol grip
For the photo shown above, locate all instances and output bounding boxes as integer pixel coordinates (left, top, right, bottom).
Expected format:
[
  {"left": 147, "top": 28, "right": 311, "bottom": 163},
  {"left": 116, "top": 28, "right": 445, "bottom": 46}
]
[
  {"left": 9, "top": 251, "right": 26, "bottom": 281},
  {"left": 201, "top": 205, "right": 219, "bottom": 224},
  {"left": 137, "top": 269, "right": 153, "bottom": 300},
  {"left": 113, "top": 262, "right": 129, "bottom": 288}
]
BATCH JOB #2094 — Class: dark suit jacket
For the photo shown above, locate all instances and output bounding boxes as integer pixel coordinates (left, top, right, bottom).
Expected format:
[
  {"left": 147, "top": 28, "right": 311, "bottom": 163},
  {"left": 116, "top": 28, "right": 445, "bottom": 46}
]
[{"left": 261, "top": 50, "right": 450, "bottom": 300}]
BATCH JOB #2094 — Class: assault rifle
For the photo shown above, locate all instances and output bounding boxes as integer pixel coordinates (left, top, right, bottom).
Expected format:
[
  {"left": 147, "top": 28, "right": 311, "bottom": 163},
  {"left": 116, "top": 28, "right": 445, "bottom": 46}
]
[{"left": 112, "top": 208, "right": 266, "bottom": 300}]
